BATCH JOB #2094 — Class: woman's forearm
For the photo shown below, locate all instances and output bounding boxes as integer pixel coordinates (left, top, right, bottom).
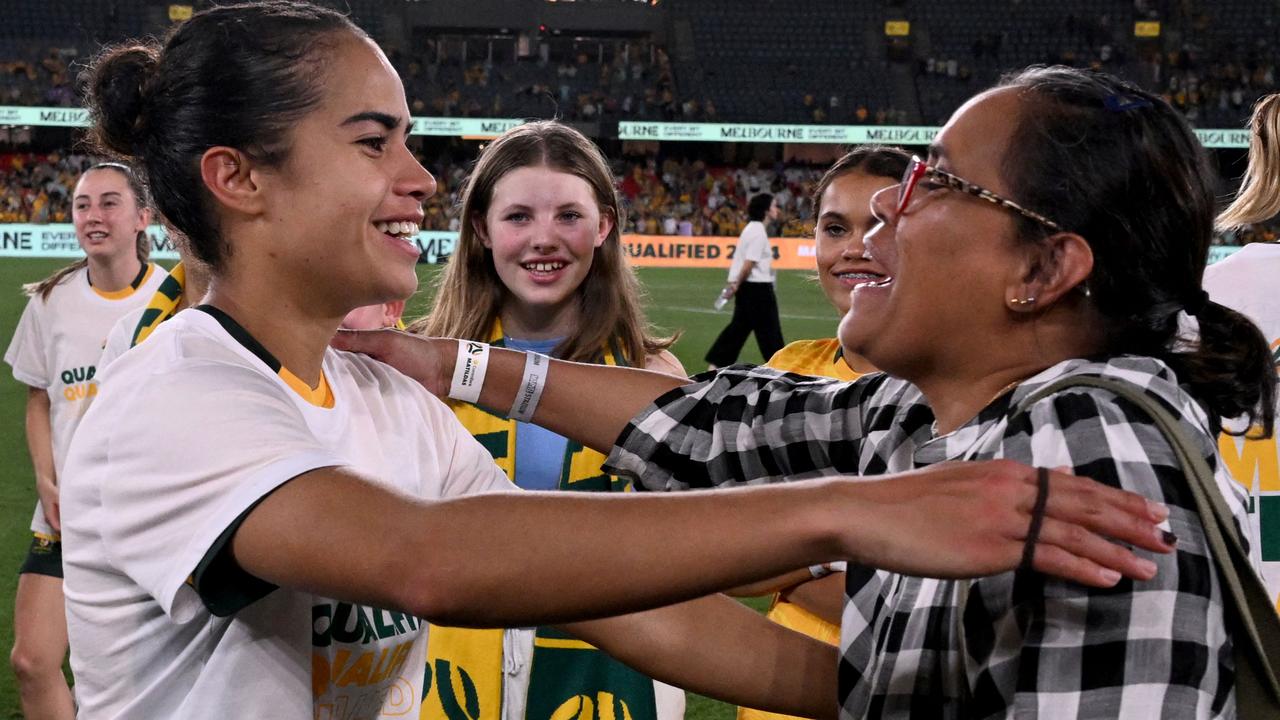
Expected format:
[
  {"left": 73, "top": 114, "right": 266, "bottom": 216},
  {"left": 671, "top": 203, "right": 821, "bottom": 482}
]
[
  {"left": 24, "top": 387, "right": 58, "bottom": 529},
  {"left": 473, "top": 347, "right": 688, "bottom": 453},
  {"left": 565, "top": 594, "right": 837, "bottom": 719},
  {"left": 25, "top": 387, "right": 56, "bottom": 481},
  {"left": 330, "top": 331, "right": 689, "bottom": 454},
  {"left": 236, "top": 469, "right": 851, "bottom": 626},
  {"left": 236, "top": 459, "right": 1174, "bottom": 628}
]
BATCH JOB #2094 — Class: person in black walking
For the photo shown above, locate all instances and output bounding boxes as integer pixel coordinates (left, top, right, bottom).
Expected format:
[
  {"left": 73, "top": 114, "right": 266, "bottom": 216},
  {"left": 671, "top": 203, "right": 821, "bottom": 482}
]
[{"left": 706, "top": 192, "right": 783, "bottom": 369}]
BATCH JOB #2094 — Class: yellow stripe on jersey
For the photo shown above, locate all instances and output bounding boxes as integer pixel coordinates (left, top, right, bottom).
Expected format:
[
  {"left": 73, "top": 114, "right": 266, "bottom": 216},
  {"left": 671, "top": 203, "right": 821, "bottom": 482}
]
[
  {"left": 194, "top": 304, "right": 337, "bottom": 410},
  {"left": 279, "top": 366, "right": 335, "bottom": 409},
  {"left": 91, "top": 263, "right": 156, "bottom": 300}
]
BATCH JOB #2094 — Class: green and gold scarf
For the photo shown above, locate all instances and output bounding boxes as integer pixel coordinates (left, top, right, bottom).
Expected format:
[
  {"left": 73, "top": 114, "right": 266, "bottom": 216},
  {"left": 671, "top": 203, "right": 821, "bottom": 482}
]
[
  {"left": 130, "top": 262, "right": 186, "bottom": 347},
  {"left": 422, "top": 320, "right": 657, "bottom": 720}
]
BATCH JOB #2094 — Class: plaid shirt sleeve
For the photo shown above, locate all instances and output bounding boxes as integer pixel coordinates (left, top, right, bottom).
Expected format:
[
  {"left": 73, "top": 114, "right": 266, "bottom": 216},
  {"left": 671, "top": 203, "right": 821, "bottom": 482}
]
[
  {"left": 605, "top": 357, "right": 1247, "bottom": 716},
  {"left": 957, "top": 385, "right": 1241, "bottom": 718},
  {"left": 602, "top": 365, "right": 881, "bottom": 490}
]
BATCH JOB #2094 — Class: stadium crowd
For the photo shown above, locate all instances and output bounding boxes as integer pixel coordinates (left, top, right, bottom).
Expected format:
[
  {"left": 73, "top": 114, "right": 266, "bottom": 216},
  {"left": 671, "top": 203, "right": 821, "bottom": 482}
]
[
  {"left": 6, "top": 148, "right": 1277, "bottom": 246},
  {"left": 1, "top": 2, "right": 1277, "bottom": 246},
  {"left": 3, "top": 149, "right": 835, "bottom": 237},
  {"left": 404, "top": 153, "right": 833, "bottom": 238},
  {"left": 0, "top": 48, "right": 77, "bottom": 108},
  {"left": 1157, "top": 40, "right": 1277, "bottom": 127},
  {"left": 0, "top": 152, "right": 93, "bottom": 223}
]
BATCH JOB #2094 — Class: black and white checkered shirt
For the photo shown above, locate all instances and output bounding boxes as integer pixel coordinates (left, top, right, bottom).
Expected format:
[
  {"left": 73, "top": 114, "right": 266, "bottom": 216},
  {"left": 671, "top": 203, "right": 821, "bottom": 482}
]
[{"left": 604, "top": 356, "right": 1256, "bottom": 719}]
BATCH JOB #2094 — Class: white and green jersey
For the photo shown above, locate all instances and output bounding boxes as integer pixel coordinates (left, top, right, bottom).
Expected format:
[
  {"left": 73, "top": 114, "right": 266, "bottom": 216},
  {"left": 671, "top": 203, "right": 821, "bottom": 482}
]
[
  {"left": 1204, "top": 242, "right": 1280, "bottom": 612},
  {"left": 4, "top": 262, "right": 166, "bottom": 536},
  {"left": 61, "top": 306, "right": 512, "bottom": 719}
]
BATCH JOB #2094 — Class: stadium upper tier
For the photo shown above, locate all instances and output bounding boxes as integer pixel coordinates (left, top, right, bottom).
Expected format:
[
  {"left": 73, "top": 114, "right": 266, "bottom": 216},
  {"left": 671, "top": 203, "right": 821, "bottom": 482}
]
[{"left": 0, "top": 0, "right": 1274, "bottom": 130}]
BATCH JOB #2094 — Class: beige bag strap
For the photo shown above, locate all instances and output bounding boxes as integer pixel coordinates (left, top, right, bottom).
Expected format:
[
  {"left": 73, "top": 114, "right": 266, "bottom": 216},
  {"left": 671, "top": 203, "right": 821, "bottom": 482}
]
[{"left": 1014, "top": 375, "right": 1280, "bottom": 717}]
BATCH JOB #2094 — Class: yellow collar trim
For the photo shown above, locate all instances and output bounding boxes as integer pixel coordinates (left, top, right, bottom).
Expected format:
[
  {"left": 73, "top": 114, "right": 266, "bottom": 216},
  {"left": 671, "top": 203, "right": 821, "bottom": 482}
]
[
  {"left": 279, "top": 366, "right": 335, "bottom": 409},
  {"left": 91, "top": 264, "right": 154, "bottom": 300}
]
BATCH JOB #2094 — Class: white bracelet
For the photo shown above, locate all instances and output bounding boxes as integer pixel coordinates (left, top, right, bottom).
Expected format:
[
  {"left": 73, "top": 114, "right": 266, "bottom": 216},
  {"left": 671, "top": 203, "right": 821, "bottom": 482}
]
[
  {"left": 508, "top": 352, "right": 550, "bottom": 422},
  {"left": 449, "top": 341, "right": 490, "bottom": 403},
  {"left": 808, "top": 561, "right": 849, "bottom": 579}
]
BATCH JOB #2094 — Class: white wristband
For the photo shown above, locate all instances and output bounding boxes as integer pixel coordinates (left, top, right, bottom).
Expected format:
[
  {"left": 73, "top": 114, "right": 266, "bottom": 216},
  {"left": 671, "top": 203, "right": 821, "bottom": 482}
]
[
  {"left": 450, "top": 341, "right": 490, "bottom": 403},
  {"left": 808, "top": 561, "right": 848, "bottom": 579},
  {"left": 508, "top": 352, "right": 550, "bottom": 422}
]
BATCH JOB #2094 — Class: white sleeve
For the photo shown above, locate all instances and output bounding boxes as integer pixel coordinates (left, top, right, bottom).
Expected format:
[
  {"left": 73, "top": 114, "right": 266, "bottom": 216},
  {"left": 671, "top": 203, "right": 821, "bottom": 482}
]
[
  {"left": 5, "top": 296, "right": 50, "bottom": 388},
  {"left": 726, "top": 239, "right": 746, "bottom": 281},
  {"left": 93, "top": 364, "right": 344, "bottom": 618},
  {"left": 98, "top": 309, "right": 141, "bottom": 370}
]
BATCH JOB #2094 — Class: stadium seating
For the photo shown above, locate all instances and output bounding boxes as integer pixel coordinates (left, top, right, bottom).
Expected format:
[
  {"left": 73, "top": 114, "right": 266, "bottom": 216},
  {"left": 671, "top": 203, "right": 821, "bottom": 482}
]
[
  {"left": 1, "top": 0, "right": 1275, "bottom": 128},
  {"left": 1, "top": 0, "right": 1277, "bottom": 242}
]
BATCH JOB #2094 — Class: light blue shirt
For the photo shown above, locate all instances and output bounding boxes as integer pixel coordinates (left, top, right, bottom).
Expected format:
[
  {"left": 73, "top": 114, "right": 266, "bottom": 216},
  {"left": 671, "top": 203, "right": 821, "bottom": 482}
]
[{"left": 504, "top": 335, "right": 570, "bottom": 491}]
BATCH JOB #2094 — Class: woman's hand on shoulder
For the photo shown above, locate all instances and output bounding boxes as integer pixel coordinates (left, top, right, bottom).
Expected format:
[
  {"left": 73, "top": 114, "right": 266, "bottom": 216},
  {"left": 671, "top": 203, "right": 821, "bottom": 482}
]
[{"left": 331, "top": 328, "right": 453, "bottom": 397}]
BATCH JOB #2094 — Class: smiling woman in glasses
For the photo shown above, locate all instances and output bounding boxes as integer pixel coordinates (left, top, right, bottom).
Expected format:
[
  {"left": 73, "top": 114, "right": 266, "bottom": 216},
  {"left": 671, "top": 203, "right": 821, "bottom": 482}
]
[{"left": 341, "top": 65, "right": 1276, "bottom": 717}]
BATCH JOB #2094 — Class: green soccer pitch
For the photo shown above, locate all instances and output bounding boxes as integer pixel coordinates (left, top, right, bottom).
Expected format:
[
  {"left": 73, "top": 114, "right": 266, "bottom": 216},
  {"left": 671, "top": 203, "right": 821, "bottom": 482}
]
[{"left": 0, "top": 259, "right": 838, "bottom": 718}]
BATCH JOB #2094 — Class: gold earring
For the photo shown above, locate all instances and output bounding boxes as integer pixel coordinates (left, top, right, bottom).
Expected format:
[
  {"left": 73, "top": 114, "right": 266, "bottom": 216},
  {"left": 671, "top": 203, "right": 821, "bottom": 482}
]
[{"left": 1009, "top": 296, "right": 1037, "bottom": 307}]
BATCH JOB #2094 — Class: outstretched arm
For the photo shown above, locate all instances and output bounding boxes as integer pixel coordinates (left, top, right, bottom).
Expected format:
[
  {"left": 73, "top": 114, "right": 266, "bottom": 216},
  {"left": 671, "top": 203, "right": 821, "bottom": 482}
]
[
  {"left": 331, "top": 331, "right": 686, "bottom": 453},
  {"left": 564, "top": 594, "right": 838, "bottom": 719},
  {"left": 230, "top": 459, "right": 1172, "bottom": 629}
]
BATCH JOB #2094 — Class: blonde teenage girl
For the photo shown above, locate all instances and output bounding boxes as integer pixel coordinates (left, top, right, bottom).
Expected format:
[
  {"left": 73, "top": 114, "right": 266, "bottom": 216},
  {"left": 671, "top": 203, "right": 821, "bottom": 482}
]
[{"left": 414, "top": 120, "right": 683, "bottom": 720}]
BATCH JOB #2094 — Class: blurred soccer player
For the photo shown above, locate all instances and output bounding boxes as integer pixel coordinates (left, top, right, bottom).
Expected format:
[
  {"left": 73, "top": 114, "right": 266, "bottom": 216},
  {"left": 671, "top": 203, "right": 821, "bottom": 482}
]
[{"left": 5, "top": 163, "right": 166, "bottom": 720}]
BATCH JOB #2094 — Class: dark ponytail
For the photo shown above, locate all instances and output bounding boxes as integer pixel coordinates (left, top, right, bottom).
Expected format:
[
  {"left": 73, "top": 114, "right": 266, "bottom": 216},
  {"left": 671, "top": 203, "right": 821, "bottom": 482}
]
[
  {"left": 81, "top": 0, "right": 364, "bottom": 271},
  {"left": 1176, "top": 301, "right": 1276, "bottom": 437},
  {"left": 998, "top": 66, "right": 1275, "bottom": 437}
]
